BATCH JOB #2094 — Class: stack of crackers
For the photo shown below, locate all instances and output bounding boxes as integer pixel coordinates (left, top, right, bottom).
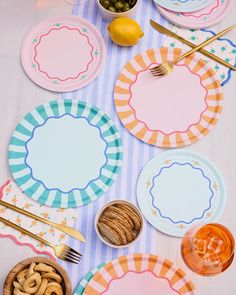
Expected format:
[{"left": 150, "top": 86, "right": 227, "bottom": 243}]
[{"left": 97, "top": 203, "right": 142, "bottom": 246}]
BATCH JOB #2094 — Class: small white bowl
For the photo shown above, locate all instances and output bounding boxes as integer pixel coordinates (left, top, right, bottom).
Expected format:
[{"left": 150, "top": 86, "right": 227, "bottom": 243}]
[
  {"left": 95, "top": 200, "right": 144, "bottom": 248},
  {"left": 96, "top": 0, "right": 139, "bottom": 22}
]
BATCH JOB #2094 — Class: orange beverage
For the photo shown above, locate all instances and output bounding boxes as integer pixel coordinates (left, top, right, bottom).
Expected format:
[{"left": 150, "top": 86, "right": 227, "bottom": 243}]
[{"left": 181, "top": 223, "right": 234, "bottom": 276}]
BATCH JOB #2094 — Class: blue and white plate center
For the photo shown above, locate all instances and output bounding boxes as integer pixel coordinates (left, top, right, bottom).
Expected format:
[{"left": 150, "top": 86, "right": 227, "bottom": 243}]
[{"left": 25, "top": 114, "right": 107, "bottom": 193}]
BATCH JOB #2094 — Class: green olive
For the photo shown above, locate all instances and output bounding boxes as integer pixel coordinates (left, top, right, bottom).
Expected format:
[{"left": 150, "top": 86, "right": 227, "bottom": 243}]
[
  {"left": 108, "top": 5, "right": 116, "bottom": 12},
  {"left": 123, "top": 2, "right": 130, "bottom": 8},
  {"left": 110, "top": 0, "right": 117, "bottom": 4},
  {"left": 128, "top": 0, "right": 136, "bottom": 6},
  {"left": 123, "top": 6, "right": 130, "bottom": 11},
  {"left": 102, "top": 0, "right": 110, "bottom": 8},
  {"left": 115, "top": 1, "right": 123, "bottom": 9}
]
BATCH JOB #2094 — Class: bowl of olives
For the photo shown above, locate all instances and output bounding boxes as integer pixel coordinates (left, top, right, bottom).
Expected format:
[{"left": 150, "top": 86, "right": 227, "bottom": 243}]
[{"left": 97, "top": 0, "right": 139, "bottom": 22}]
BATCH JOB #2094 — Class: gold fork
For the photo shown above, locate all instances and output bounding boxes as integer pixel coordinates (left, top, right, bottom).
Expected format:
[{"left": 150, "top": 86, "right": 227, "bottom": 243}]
[
  {"left": 150, "top": 24, "right": 236, "bottom": 77},
  {"left": 0, "top": 216, "right": 82, "bottom": 264},
  {"left": 0, "top": 199, "right": 85, "bottom": 242}
]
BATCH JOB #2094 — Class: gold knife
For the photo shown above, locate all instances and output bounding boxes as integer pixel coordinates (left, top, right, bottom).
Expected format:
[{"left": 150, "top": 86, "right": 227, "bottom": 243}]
[
  {"left": 0, "top": 199, "right": 85, "bottom": 242},
  {"left": 150, "top": 19, "right": 236, "bottom": 71}
]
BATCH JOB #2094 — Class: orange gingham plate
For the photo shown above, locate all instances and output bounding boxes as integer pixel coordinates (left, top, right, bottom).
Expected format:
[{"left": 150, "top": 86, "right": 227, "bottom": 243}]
[
  {"left": 114, "top": 48, "right": 223, "bottom": 148},
  {"left": 83, "top": 254, "right": 195, "bottom": 295}
]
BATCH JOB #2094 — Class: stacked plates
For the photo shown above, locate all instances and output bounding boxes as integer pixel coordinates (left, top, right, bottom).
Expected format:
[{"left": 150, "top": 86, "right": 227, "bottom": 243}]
[
  {"left": 155, "top": 0, "right": 231, "bottom": 29},
  {"left": 74, "top": 254, "right": 196, "bottom": 295}
]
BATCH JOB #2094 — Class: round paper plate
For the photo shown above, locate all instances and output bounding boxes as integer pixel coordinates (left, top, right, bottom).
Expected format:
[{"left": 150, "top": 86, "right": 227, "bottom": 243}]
[
  {"left": 21, "top": 16, "right": 106, "bottom": 92},
  {"left": 8, "top": 100, "right": 122, "bottom": 208},
  {"left": 83, "top": 254, "right": 195, "bottom": 294},
  {"left": 137, "top": 150, "right": 226, "bottom": 237},
  {"left": 114, "top": 48, "right": 223, "bottom": 148},
  {"left": 157, "top": 0, "right": 231, "bottom": 29},
  {"left": 154, "top": 0, "right": 213, "bottom": 12}
]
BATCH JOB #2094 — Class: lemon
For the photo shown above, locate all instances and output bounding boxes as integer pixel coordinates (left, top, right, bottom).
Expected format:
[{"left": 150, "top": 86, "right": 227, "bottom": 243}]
[{"left": 107, "top": 18, "right": 144, "bottom": 47}]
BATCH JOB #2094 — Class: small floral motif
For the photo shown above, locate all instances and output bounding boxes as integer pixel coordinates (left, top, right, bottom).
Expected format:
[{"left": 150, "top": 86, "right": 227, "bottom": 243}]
[
  {"left": 5, "top": 185, "right": 11, "bottom": 193},
  {"left": 193, "top": 161, "right": 200, "bottom": 166},
  {"left": 11, "top": 197, "right": 17, "bottom": 204},
  {"left": 33, "top": 38, "right": 37, "bottom": 43},
  {"left": 38, "top": 242, "right": 46, "bottom": 248},
  {"left": 41, "top": 212, "right": 49, "bottom": 219},
  {"left": 146, "top": 179, "right": 151, "bottom": 188},
  {"left": 49, "top": 227, "right": 55, "bottom": 234},
  {"left": 206, "top": 212, "right": 212, "bottom": 218},
  {"left": 213, "top": 182, "right": 218, "bottom": 191},
  {"left": 58, "top": 208, "right": 65, "bottom": 213},
  {"left": 163, "top": 160, "right": 171, "bottom": 165},
  {"left": 55, "top": 23, "right": 61, "bottom": 27},
  {"left": 152, "top": 209, "right": 158, "bottom": 216},
  {"left": 220, "top": 46, "right": 227, "bottom": 52},
  {"left": 38, "top": 232, "right": 45, "bottom": 238},
  {"left": 0, "top": 207, "right": 6, "bottom": 214},
  {"left": 178, "top": 224, "right": 185, "bottom": 229},
  {"left": 23, "top": 203, "right": 31, "bottom": 209},
  {"left": 61, "top": 218, "right": 67, "bottom": 226},
  {"left": 59, "top": 233, "right": 66, "bottom": 240},
  {"left": 15, "top": 216, "right": 21, "bottom": 225},
  {"left": 30, "top": 220, "right": 37, "bottom": 227}
]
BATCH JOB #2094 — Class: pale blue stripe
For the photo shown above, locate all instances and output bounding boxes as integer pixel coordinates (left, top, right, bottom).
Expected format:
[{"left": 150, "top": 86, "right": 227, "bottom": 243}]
[{"left": 60, "top": 1, "right": 166, "bottom": 292}]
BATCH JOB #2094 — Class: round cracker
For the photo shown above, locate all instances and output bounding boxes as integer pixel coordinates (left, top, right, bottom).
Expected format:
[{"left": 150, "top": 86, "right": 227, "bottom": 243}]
[
  {"left": 103, "top": 209, "right": 132, "bottom": 229},
  {"left": 117, "top": 204, "right": 141, "bottom": 230},
  {"left": 108, "top": 206, "right": 134, "bottom": 228},
  {"left": 99, "top": 217, "right": 127, "bottom": 245},
  {"left": 97, "top": 222, "right": 122, "bottom": 246},
  {"left": 113, "top": 219, "right": 134, "bottom": 243}
]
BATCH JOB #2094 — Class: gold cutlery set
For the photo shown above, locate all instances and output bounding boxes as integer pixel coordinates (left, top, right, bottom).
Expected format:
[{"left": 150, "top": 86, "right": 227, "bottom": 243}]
[
  {"left": 149, "top": 19, "right": 236, "bottom": 77},
  {"left": 0, "top": 199, "right": 84, "bottom": 264}
]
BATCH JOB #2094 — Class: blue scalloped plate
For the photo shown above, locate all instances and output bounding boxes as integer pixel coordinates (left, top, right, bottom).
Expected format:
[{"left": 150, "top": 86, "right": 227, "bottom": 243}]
[
  {"left": 154, "top": 0, "right": 214, "bottom": 13},
  {"left": 137, "top": 150, "right": 226, "bottom": 237},
  {"left": 8, "top": 100, "right": 123, "bottom": 208}
]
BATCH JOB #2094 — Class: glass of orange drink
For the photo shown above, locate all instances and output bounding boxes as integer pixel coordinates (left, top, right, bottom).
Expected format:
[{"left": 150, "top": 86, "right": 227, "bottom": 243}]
[{"left": 181, "top": 223, "right": 234, "bottom": 276}]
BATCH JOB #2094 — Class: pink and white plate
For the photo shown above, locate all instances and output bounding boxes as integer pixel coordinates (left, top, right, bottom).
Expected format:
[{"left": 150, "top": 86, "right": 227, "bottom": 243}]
[
  {"left": 114, "top": 48, "right": 223, "bottom": 148},
  {"left": 83, "top": 254, "right": 195, "bottom": 295},
  {"left": 157, "top": 0, "right": 231, "bottom": 29},
  {"left": 21, "top": 16, "right": 106, "bottom": 92}
]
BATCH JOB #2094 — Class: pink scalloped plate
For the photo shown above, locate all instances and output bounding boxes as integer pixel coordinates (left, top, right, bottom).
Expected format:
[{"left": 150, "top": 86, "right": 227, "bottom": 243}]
[
  {"left": 83, "top": 254, "right": 196, "bottom": 295},
  {"left": 157, "top": 0, "right": 232, "bottom": 29},
  {"left": 114, "top": 48, "right": 223, "bottom": 148},
  {"left": 21, "top": 16, "right": 106, "bottom": 92}
]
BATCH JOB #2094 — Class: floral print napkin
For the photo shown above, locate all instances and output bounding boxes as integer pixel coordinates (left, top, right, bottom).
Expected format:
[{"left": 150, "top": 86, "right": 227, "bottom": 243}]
[
  {"left": 0, "top": 180, "right": 78, "bottom": 259},
  {"left": 163, "top": 25, "right": 236, "bottom": 86}
]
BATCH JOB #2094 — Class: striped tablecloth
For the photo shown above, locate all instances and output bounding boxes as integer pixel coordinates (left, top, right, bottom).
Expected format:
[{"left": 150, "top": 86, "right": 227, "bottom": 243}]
[{"left": 59, "top": 0, "right": 167, "bottom": 291}]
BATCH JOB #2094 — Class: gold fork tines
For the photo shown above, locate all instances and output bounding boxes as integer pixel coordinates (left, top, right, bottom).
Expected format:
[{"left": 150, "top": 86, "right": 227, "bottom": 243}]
[
  {"left": 0, "top": 216, "right": 82, "bottom": 264},
  {"left": 150, "top": 24, "right": 236, "bottom": 77}
]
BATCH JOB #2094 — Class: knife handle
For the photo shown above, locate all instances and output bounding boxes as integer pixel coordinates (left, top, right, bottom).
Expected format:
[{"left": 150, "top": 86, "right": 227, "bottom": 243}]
[{"left": 176, "top": 34, "right": 236, "bottom": 71}]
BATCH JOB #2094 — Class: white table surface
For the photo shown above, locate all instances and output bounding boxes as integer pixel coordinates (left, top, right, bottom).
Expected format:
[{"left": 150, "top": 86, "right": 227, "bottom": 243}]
[{"left": 0, "top": 0, "right": 236, "bottom": 294}]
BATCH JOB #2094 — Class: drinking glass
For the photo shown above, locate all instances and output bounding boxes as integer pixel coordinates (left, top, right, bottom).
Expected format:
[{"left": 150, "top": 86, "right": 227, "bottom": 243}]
[{"left": 181, "top": 223, "right": 234, "bottom": 276}]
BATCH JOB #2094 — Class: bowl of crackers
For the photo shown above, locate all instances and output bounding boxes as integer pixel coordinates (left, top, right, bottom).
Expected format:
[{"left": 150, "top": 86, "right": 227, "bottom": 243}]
[
  {"left": 3, "top": 256, "right": 72, "bottom": 295},
  {"left": 95, "top": 200, "right": 143, "bottom": 248}
]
